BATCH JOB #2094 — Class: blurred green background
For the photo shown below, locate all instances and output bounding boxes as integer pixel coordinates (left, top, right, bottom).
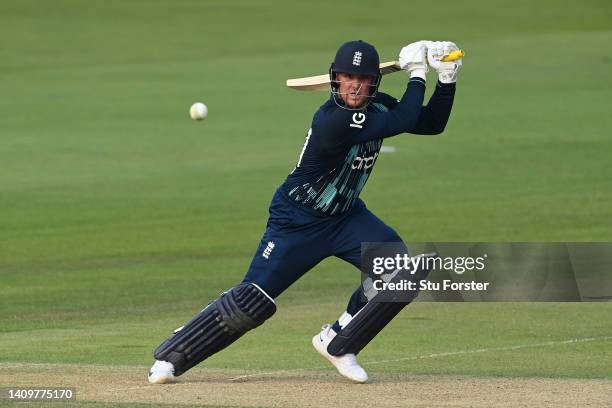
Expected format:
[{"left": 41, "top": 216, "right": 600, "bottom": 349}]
[{"left": 1, "top": 0, "right": 611, "bottom": 385}]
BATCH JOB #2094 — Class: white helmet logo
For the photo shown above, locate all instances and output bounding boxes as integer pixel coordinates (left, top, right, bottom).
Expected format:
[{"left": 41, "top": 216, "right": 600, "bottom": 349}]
[{"left": 352, "top": 51, "right": 362, "bottom": 66}]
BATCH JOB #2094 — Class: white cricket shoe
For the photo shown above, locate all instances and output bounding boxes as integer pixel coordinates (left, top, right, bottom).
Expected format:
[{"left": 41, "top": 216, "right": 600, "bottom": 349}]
[
  {"left": 148, "top": 360, "right": 175, "bottom": 384},
  {"left": 312, "top": 324, "right": 368, "bottom": 383}
]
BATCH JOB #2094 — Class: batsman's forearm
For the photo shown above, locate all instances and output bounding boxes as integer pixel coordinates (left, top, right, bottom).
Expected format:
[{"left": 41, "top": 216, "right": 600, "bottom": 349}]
[
  {"left": 384, "top": 78, "right": 427, "bottom": 135},
  {"left": 411, "top": 82, "right": 456, "bottom": 135}
]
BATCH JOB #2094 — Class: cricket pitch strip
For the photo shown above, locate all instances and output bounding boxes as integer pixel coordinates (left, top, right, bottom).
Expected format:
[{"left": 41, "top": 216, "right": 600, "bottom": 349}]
[{"left": 1, "top": 363, "right": 611, "bottom": 407}]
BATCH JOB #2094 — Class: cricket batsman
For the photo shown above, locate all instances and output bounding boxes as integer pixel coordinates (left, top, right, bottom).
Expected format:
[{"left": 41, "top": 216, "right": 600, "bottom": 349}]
[{"left": 148, "top": 40, "right": 461, "bottom": 384}]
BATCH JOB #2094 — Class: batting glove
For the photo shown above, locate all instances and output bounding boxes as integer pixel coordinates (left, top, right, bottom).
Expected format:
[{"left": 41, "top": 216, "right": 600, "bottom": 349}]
[
  {"left": 399, "top": 41, "right": 429, "bottom": 80},
  {"left": 426, "top": 41, "right": 462, "bottom": 84}
]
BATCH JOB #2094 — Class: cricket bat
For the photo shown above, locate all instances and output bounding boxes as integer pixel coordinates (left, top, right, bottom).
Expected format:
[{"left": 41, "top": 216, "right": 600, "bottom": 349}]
[{"left": 287, "top": 49, "right": 465, "bottom": 91}]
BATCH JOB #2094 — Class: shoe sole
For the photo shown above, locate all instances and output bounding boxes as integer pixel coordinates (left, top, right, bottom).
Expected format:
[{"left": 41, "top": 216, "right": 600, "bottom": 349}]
[{"left": 148, "top": 373, "right": 175, "bottom": 384}]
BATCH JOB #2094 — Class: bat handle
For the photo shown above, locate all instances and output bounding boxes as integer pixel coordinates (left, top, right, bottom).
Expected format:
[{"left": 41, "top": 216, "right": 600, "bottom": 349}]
[{"left": 441, "top": 49, "right": 465, "bottom": 62}]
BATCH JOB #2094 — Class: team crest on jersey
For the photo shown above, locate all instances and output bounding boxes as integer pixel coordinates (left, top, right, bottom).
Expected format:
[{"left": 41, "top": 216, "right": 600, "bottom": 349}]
[{"left": 263, "top": 241, "right": 275, "bottom": 259}]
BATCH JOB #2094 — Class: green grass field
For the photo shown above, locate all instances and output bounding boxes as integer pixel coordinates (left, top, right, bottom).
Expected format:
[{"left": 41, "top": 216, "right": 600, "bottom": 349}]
[{"left": 1, "top": 1, "right": 612, "bottom": 407}]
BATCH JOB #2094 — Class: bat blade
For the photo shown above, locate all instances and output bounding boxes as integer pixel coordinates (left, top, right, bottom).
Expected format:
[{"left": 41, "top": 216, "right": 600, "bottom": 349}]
[
  {"left": 286, "top": 73, "right": 332, "bottom": 91},
  {"left": 286, "top": 49, "right": 464, "bottom": 92},
  {"left": 286, "top": 61, "right": 400, "bottom": 92}
]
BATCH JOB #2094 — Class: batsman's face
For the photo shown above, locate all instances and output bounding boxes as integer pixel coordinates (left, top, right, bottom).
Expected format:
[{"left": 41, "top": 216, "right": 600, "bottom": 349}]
[{"left": 336, "top": 72, "right": 376, "bottom": 109}]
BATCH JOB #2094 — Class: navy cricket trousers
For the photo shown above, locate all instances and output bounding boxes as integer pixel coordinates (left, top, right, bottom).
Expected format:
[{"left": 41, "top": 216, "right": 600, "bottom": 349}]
[{"left": 242, "top": 188, "right": 404, "bottom": 313}]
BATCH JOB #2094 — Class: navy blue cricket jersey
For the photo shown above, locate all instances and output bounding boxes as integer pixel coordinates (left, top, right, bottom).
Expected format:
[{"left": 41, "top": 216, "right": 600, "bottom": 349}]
[{"left": 280, "top": 78, "right": 456, "bottom": 216}]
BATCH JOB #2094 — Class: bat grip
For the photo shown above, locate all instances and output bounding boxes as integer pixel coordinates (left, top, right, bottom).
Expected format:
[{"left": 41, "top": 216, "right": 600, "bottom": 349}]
[{"left": 441, "top": 49, "right": 465, "bottom": 62}]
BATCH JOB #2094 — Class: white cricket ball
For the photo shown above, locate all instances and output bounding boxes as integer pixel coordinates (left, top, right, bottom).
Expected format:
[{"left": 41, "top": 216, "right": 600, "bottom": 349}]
[{"left": 189, "top": 102, "right": 208, "bottom": 120}]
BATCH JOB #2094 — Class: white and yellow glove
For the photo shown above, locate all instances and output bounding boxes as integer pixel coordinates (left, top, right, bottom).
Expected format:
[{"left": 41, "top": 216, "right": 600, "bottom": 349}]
[
  {"left": 427, "top": 41, "right": 462, "bottom": 83},
  {"left": 399, "top": 41, "right": 429, "bottom": 80}
]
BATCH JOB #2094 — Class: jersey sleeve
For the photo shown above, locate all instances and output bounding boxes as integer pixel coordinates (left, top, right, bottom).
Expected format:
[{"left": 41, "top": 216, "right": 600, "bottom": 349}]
[
  {"left": 374, "top": 92, "right": 399, "bottom": 110},
  {"left": 411, "top": 82, "right": 456, "bottom": 135},
  {"left": 315, "top": 78, "right": 426, "bottom": 151}
]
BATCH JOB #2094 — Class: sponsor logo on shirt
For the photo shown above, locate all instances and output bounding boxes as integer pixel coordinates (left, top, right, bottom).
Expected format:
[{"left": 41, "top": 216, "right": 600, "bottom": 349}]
[
  {"left": 352, "top": 152, "right": 378, "bottom": 170},
  {"left": 350, "top": 112, "right": 366, "bottom": 129}
]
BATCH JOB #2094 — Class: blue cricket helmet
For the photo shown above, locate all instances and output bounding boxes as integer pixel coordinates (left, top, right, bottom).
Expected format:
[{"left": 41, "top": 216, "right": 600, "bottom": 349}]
[{"left": 329, "top": 40, "right": 382, "bottom": 108}]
